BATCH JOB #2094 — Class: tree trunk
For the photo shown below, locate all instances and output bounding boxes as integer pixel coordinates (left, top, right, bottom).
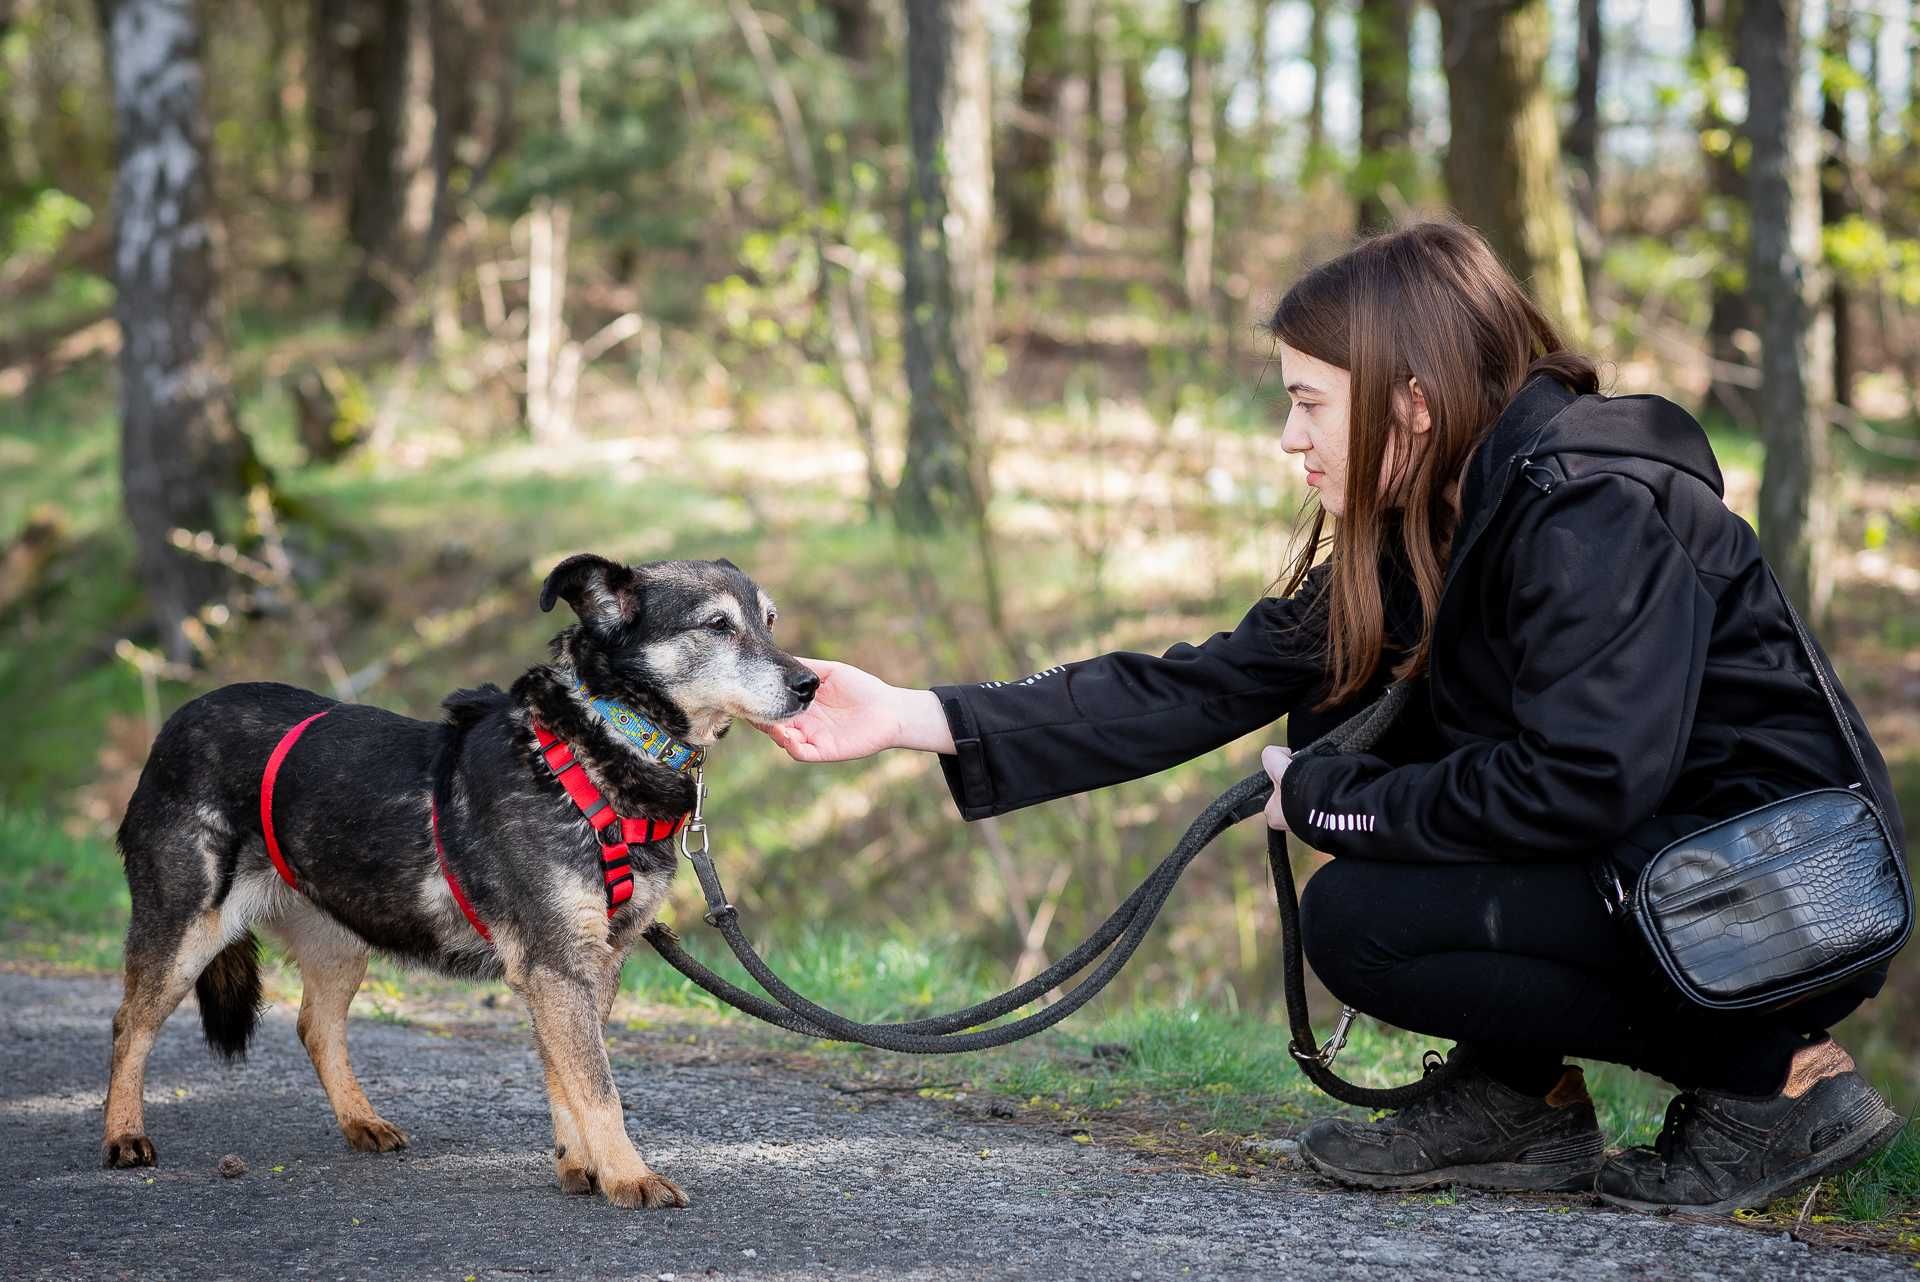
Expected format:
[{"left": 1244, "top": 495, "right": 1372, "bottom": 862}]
[
  {"left": 342, "top": 0, "right": 411, "bottom": 323},
  {"left": 97, "top": 0, "right": 255, "bottom": 662},
  {"left": 897, "top": 0, "right": 992, "bottom": 533},
  {"left": 1004, "top": 0, "right": 1061, "bottom": 257},
  {"left": 1249, "top": 0, "right": 1274, "bottom": 203},
  {"left": 1435, "top": 0, "right": 1589, "bottom": 343},
  {"left": 1693, "top": 0, "right": 1751, "bottom": 421},
  {"left": 1175, "top": 0, "right": 1213, "bottom": 315},
  {"left": 1354, "top": 0, "right": 1412, "bottom": 232},
  {"left": 1819, "top": 7, "right": 1853, "bottom": 409},
  {"left": 1055, "top": 0, "right": 1090, "bottom": 241},
  {"left": 306, "top": 0, "right": 350, "bottom": 200},
  {"left": 1564, "top": 0, "right": 1601, "bottom": 272},
  {"left": 525, "top": 0, "right": 579, "bottom": 443},
  {"left": 1094, "top": 2, "right": 1128, "bottom": 218},
  {"left": 821, "top": 0, "right": 876, "bottom": 63},
  {"left": 1739, "top": 0, "right": 1833, "bottom": 620},
  {"left": 1305, "top": 0, "right": 1327, "bottom": 165}
]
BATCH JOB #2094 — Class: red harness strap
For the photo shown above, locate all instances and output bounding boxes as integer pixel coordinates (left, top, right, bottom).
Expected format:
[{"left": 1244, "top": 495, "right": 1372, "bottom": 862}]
[
  {"left": 532, "top": 720, "right": 691, "bottom": 914},
  {"left": 261, "top": 710, "right": 331, "bottom": 890},
  {"left": 258, "top": 709, "right": 688, "bottom": 947}
]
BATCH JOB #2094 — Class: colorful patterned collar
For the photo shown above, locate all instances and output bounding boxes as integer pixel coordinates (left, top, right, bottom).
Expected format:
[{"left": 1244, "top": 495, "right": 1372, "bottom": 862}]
[{"left": 574, "top": 681, "right": 702, "bottom": 773}]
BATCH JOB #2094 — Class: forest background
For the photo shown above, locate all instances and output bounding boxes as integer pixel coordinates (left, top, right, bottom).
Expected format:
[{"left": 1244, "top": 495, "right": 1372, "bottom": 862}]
[{"left": 4, "top": 0, "right": 1920, "bottom": 1220}]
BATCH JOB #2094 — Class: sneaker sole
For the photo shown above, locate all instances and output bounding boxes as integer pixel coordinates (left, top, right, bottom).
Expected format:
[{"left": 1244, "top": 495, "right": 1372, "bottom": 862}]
[
  {"left": 1596, "top": 1109, "right": 1906, "bottom": 1216},
  {"left": 1300, "top": 1145, "right": 1602, "bottom": 1194}
]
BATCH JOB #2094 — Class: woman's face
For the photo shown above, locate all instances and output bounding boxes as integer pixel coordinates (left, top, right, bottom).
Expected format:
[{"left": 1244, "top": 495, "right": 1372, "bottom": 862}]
[
  {"left": 1276, "top": 343, "right": 1429, "bottom": 518},
  {"left": 1277, "top": 344, "right": 1357, "bottom": 516}
]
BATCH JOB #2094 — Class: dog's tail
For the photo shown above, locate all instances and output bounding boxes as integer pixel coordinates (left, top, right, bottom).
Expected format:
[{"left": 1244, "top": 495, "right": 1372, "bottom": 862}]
[{"left": 195, "top": 933, "right": 264, "bottom": 1061}]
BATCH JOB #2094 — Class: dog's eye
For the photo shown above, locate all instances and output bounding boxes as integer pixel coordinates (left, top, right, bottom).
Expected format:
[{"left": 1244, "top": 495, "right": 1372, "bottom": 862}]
[
  {"left": 765, "top": 611, "right": 777, "bottom": 628},
  {"left": 705, "top": 615, "right": 734, "bottom": 634}
]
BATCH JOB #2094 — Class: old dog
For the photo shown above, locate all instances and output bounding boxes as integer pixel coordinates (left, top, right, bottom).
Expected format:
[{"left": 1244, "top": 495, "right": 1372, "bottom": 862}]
[{"left": 103, "top": 555, "right": 817, "bottom": 1208}]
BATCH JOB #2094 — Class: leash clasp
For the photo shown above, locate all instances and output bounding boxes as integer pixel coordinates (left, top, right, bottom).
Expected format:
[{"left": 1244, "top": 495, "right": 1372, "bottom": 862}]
[
  {"left": 676, "top": 765, "right": 710, "bottom": 859},
  {"left": 1292, "top": 1005, "right": 1359, "bottom": 1069}
]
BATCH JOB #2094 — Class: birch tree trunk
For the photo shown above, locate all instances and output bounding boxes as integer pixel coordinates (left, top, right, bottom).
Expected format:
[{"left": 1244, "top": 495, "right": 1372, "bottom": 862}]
[
  {"left": 897, "top": 0, "right": 992, "bottom": 532},
  {"left": 97, "top": 0, "right": 254, "bottom": 661},
  {"left": 1055, "top": 0, "right": 1090, "bottom": 242},
  {"left": 1094, "top": 2, "right": 1129, "bottom": 219},
  {"left": 1739, "top": 0, "right": 1834, "bottom": 619},
  {"left": 1435, "top": 0, "right": 1589, "bottom": 343}
]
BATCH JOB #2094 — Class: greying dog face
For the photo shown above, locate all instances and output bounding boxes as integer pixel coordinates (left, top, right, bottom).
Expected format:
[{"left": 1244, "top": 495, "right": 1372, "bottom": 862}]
[{"left": 540, "top": 555, "right": 818, "bottom": 742}]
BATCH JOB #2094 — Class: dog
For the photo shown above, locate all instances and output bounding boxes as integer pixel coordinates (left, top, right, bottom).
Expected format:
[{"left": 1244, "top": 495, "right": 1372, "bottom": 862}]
[{"left": 103, "top": 554, "right": 818, "bottom": 1209}]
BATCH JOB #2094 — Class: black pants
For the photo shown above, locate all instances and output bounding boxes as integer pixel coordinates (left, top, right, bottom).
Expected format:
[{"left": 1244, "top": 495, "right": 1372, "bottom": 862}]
[{"left": 1297, "top": 856, "right": 1883, "bottom": 1097}]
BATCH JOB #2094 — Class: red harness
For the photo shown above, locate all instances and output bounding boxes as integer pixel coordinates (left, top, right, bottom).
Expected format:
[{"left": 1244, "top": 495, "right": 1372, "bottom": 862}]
[{"left": 259, "top": 710, "right": 691, "bottom": 945}]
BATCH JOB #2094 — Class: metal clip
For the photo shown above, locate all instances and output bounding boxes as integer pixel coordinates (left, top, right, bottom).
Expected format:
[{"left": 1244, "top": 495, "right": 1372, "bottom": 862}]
[
  {"left": 677, "top": 766, "right": 710, "bottom": 859},
  {"left": 1292, "top": 1005, "right": 1359, "bottom": 1068}
]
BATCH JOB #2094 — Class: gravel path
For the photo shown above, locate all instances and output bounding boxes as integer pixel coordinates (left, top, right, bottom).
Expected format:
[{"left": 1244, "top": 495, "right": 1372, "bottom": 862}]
[{"left": 0, "top": 971, "right": 1904, "bottom": 1281}]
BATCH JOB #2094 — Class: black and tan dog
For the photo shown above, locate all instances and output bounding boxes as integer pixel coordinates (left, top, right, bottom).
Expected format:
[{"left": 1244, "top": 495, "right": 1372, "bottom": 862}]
[{"left": 104, "top": 554, "right": 817, "bottom": 1209}]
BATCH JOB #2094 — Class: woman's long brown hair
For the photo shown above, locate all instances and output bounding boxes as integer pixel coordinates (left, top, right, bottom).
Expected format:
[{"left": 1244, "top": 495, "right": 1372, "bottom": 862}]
[{"left": 1269, "top": 220, "right": 1598, "bottom": 711}]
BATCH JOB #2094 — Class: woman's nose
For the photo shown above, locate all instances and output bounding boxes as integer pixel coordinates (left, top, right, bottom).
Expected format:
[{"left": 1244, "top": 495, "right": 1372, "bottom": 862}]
[{"left": 1278, "top": 409, "right": 1310, "bottom": 455}]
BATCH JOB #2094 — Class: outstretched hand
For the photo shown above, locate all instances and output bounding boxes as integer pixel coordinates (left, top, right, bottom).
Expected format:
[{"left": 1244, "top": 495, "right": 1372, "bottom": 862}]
[{"left": 755, "top": 658, "right": 906, "bottom": 763}]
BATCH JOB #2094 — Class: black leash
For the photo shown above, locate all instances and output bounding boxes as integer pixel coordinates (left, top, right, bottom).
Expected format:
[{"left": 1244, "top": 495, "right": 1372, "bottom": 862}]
[{"left": 641, "top": 682, "right": 1465, "bottom": 1108}]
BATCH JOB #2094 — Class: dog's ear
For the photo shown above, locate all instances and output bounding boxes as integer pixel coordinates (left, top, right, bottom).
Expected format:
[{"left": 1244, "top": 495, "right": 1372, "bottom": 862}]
[
  {"left": 715, "top": 557, "right": 740, "bottom": 573},
  {"left": 539, "top": 554, "right": 641, "bottom": 631}
]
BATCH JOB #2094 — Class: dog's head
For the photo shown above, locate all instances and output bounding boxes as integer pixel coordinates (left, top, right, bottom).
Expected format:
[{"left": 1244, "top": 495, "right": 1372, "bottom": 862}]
[{"left": 539, "top": 554, "right": 817, "bottom": 743}]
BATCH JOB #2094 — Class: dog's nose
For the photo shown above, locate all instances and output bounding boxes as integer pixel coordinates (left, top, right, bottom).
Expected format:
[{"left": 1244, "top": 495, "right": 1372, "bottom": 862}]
[{"left": 787, "top": 670, "right": 820, "bottom": 702}]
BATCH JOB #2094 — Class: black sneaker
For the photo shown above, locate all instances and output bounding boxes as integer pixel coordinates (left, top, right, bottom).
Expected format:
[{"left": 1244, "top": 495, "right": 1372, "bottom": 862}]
[
  {"left": 1299, "top": 1061, "right": 1605, "bottom": 1193},
  {"left": 1596, "top": 1039, "right": 1904, "bottom": 1214}
]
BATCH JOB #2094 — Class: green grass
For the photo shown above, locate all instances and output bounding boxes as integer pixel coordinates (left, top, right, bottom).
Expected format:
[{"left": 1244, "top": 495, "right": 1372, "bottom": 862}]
[{"left": 0, "top": 803, "right": 127, "bottom": 969}]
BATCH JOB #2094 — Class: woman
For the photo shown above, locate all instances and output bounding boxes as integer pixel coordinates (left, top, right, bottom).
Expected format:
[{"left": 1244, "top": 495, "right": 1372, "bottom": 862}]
[{"left": 755, "top": 221, "right": 1909, "bottom": 1213}]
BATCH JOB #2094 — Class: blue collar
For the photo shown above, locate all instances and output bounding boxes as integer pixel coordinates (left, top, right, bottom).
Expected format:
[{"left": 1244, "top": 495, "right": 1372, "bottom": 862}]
[{"left": 575, "top": 682, "right": 702, "bottom": 773}]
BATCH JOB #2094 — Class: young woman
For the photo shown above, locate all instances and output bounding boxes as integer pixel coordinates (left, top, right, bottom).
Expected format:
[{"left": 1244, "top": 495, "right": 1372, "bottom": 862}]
[{"left": 755, "top": 221, "right": 1909, "bottom": 1212}]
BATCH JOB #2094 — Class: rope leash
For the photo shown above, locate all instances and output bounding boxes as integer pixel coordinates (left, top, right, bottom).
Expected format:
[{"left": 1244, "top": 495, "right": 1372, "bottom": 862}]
[{"left": 642, "top": 682, "right": 1467, "bottom": 1107}]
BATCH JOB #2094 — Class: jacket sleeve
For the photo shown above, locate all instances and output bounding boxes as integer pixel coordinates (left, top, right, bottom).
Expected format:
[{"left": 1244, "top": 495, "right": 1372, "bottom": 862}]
[
  {"left": 1277, "top": 475, "right": 1712, "bottom": 861},
  {"left": 932, "top": 565, "right": 1332, "bottom": 820}
]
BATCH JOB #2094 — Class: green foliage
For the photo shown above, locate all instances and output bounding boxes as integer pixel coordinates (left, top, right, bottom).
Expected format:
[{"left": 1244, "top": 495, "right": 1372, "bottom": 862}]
[
  {"left": 1824, "top": 215, "right": 1920, "bottom": 304},
  {"left": 3, "top": 187, "right": 93, "bottom": 257}
]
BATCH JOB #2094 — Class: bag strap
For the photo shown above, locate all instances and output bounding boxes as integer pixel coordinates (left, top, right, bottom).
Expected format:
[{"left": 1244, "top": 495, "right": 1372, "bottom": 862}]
[{"left": 1761, "top": 560, "right": 1885, "bottom": 816}]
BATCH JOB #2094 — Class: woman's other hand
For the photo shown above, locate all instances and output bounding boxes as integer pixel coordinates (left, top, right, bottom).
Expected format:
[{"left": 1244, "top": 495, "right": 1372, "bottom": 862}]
[
  {"left": 1262, "top": 745, "right": 1295, "bottom": 831},
  {"left": 754, "top": 658, "right": 956, "bottom": 762}
]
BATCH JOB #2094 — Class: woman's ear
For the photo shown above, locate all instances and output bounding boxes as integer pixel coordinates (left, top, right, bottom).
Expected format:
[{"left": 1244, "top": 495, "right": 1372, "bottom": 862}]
[{"left": 1405, "top": 376, "right": 1433, "bottom": 435}]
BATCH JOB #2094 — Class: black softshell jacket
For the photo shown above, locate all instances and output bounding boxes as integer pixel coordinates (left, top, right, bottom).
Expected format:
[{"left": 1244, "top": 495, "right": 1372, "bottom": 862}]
[{"left": 932, "top": 375, "right": 1906, "bottom": 873}]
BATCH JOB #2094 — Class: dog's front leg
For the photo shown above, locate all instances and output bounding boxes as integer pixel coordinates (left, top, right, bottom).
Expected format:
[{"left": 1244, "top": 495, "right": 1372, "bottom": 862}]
[{"left": 521, "top": 965, "right": 686, "bottom": 1209}]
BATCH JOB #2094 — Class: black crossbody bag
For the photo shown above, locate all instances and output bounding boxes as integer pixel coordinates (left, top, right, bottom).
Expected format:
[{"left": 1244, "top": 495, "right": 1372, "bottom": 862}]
[{"left": 1602, "top": 564, "right": 1912, "bottom": 1013}]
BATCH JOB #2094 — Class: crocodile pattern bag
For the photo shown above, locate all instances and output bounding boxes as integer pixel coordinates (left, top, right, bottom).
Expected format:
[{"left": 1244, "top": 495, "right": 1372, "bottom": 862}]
[{"left": 1608, "top": 565, "right": 1911, "bottom": 1012}]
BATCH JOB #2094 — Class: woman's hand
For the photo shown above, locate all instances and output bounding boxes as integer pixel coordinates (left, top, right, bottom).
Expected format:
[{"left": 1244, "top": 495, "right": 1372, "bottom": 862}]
[
  {"left": 754, "top": 658, "right": 956, "bottom": 762},
  {"left": 1262, "top": 745, "right": 1295, "bottom": 831}
]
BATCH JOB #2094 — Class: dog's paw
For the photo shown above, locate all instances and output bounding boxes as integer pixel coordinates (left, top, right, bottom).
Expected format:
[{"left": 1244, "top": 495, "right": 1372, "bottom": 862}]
[
  {"left": 341, "top": 1116, "right": 409, "bottom": 1153},
  {"left": 602, "top": 1171, "right": 689, "bottom": 1210},
  {"left": 103, "top": 1133, "right": 157, "bottom": 1168},
  {"left": 555, "top": 1151, "right": 597, "bottom": 1195}
]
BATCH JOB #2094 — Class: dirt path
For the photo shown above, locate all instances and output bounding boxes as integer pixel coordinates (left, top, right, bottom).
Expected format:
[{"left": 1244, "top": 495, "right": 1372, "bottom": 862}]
[{"left": 0, "top": 971, "right": 1903, "bottom": 1281}]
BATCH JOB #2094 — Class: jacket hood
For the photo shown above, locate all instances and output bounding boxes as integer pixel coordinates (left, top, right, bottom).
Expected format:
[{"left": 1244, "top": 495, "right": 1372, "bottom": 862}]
[{"left": 1456, "top": 375, "right": 1726, "bottom": 538}]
